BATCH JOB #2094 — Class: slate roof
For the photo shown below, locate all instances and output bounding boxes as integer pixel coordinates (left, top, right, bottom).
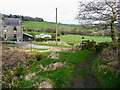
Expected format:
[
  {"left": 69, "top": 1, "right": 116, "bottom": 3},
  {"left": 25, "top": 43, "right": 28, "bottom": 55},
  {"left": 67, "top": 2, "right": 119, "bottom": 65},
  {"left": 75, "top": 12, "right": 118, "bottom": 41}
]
[
  {"left": 3, "top": 18, "right": 22, "bottom": 25},
  {"left": 23, "top": 33, "right": 34, "bottom": 37}
]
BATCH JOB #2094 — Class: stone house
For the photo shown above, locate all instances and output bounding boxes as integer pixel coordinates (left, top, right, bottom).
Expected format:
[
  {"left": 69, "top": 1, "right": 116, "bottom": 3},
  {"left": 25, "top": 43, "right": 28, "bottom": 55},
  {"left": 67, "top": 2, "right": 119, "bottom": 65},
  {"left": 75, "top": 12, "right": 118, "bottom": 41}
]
[{"left": 0, "top": 13, "right": 23, "bottom": 41}]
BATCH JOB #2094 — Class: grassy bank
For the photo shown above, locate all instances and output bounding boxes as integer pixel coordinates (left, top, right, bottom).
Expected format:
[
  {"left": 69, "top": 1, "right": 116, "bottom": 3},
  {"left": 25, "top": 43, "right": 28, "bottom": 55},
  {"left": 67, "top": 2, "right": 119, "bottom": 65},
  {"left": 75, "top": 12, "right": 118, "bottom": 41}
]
[
  {"left": 31, "top": 41, "right": 74, "bottom": 49},
  {"left": 2, "top": 41, "right": 16, "bottom": 44},
  {"left": 3, "top": 45, "right": 119, "bottom": 88},
  {"left": 92, "top": 52, "right": 119, "bottom": 88},
  {"left": 25, "top": 47, "right": 48, "bottom": 51},
  {"left": 11, "top": 50, "right": 93, "bottom": 88}
]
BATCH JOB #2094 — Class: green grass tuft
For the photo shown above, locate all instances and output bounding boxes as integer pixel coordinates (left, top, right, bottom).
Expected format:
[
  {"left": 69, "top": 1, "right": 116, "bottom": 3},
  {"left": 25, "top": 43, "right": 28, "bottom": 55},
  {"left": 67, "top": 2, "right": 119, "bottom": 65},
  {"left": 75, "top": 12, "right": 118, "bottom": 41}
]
[{"left": 2, "top": 42, "right": 16, "bottom": 44}]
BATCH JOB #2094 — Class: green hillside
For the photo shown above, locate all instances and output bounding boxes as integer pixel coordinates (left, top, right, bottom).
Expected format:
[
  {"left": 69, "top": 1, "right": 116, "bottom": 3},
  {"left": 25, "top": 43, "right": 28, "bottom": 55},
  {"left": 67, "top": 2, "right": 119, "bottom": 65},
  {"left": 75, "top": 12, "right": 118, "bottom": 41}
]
[{"left": 23, "top": 21, "right": 88, "bottom": 31}]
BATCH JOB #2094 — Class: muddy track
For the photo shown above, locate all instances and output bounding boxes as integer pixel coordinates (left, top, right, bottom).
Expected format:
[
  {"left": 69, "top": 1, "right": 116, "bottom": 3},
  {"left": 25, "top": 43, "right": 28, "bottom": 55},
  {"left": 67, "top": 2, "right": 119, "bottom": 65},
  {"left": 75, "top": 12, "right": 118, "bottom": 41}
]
[{"left": 68, "top": 51, "right": 101, "bottom": 88}]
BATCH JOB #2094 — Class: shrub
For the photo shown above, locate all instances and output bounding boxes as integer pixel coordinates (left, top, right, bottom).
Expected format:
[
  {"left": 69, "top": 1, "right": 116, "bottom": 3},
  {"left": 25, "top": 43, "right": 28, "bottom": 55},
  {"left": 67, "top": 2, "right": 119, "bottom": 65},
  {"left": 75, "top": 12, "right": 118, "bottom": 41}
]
[
  {"left": 76, "top": 30, "right": 84, "bottom": 35},
  {"left": 109, "top": 42, "right": 118, "bottom": 50},
  {"left": 28, "top": 60, "right": 34, "bottom": 65},
  {"left": 96, "top": 42, "right": 110, "bottom": 51},
  {"left": 35, "top": 38, "right": 60, "bottom": 42},
  {"left": 71, "top": 29, "right": 77, "bottom": 34},
  {"left": 46, "top": 28, "right": 55, "bottom": 33},
  {"left": 51, "top": 33, "right": 56, "bottom": 38},
  {"left": 82, "top": 37, "right": 84, "bottom": 39},
  {"left": 82, "top": 31, "right": 92, "bottom": 36},
  {"left": 104, "top": 30, "right": 111, "bottom": 36},
  {"left": 13, "top": 67, "right": 24, "bottom": 76},
  {"left": 81, "top": 40, "right": 96, "bottom": 52},
  {"left": 63, "top": 31, "right": 71, "bottom": 35},
  {"left": 53, "top": 31, "right": 56, "bottom": 33},
  {"left": 94, "top": 33, "right": 102, "bottom": 36},
  {"left": 61, "top": 31, "right": 65, "bottom": 35},
  {"left": 57, "top": 34, "right": 60, "bottom": 36},
  {"left": 34, "top": 53, "right": 47, "bottom": 61}
]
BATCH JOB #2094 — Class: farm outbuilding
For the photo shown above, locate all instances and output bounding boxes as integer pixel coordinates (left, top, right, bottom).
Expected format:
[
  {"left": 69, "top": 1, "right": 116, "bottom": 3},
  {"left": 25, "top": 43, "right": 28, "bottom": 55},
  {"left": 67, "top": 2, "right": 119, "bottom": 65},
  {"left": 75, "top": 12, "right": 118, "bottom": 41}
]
[
  {"left": 23, "top": 33, "right": 34, "bottom": 41},
  {"left": 35, "top": 34, "right": 52, "bottom": 38}
]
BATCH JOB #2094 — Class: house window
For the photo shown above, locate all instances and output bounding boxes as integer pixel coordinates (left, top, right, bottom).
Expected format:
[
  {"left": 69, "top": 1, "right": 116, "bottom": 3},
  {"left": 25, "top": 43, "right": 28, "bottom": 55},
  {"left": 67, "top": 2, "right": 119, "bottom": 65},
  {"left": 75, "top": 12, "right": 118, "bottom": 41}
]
[
  {"left": 14, "top": 34, "right": 17, "bottom": 39},
  {"left": 3, "top": 26, "right": 7, "bottom": 32},
  {"left": 13, "top": 26, "right": 17, "bottom": 31},
  {"left": 4, "top": 34, "right": 7, "bottom": 39}
]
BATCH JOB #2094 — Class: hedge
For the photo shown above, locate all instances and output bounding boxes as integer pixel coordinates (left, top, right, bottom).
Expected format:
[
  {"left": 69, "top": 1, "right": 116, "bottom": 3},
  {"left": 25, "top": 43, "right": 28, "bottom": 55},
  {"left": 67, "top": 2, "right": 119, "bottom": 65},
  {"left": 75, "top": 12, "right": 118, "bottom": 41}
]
[{"left": 35, "top": 38, "right": 60, "bottom": 42}]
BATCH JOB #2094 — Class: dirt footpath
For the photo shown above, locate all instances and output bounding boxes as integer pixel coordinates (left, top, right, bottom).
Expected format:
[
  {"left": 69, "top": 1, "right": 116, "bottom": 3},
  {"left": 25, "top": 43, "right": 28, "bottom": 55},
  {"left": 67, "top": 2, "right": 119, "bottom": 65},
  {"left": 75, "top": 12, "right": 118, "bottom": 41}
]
[{"left": 68, "top": 51, "right": 101, "bottom": 88}]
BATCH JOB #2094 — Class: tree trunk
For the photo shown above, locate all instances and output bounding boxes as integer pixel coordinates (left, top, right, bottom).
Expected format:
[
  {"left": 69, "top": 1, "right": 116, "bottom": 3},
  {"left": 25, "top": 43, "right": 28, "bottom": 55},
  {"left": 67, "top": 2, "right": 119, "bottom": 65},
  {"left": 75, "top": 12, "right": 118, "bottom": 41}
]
[{"left": 111, "top": 22, "right": 117, "bottom": 42}]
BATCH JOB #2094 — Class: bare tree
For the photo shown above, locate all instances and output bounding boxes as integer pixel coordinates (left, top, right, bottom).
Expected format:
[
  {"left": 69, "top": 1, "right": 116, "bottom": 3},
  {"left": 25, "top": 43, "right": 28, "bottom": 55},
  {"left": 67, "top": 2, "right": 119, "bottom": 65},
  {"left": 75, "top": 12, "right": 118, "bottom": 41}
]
[{"left": 76, "top": 0, "right": 120, "bottom": 41}]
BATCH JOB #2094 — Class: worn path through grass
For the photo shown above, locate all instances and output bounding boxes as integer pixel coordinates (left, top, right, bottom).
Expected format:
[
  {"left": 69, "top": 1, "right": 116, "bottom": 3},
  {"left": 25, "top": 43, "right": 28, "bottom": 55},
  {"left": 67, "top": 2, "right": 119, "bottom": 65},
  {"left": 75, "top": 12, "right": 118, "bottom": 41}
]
[{"left": 69, "top": 51, "right": 101, "bottom": 88}]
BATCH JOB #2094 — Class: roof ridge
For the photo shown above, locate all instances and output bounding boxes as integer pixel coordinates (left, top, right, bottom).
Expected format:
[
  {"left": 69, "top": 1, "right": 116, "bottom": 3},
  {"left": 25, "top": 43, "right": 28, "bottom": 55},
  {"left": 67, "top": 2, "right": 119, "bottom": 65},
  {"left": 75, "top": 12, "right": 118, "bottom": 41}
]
[{"left": 2, "top": 18, "right": 22, "bottom": 25}]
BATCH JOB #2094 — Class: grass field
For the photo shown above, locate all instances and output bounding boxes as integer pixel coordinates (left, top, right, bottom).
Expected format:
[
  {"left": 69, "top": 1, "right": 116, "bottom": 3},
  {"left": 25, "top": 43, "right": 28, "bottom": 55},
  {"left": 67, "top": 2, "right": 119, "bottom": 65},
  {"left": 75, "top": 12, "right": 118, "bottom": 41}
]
[
  {"left": 58, "top": 35, "right": 112, "bottom": 43},
  {"left": 23, "top": 31, "right": 112, "bottom": 44},
  {"left": 23, "top": 21, "right": 94, "bottom": 32},
  {"left": 30, "top": 34, "right": 113, "bottom": 49}
]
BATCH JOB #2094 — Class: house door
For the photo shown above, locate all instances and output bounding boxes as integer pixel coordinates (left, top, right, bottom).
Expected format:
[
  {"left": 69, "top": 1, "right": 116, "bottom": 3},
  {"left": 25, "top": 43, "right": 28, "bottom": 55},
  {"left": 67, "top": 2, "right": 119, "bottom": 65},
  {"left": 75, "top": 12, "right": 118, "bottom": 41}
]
[{"left": 14, "top": 34, "right": 17, "bottom": 41}]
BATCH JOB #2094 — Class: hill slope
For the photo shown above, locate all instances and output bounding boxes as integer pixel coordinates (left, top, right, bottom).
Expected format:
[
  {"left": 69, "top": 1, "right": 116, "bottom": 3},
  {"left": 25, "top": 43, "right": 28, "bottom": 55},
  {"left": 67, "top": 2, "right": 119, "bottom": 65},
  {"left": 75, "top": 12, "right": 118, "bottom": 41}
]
[{"left": 23, "top": 21, "right": 90, "bottom": 32}]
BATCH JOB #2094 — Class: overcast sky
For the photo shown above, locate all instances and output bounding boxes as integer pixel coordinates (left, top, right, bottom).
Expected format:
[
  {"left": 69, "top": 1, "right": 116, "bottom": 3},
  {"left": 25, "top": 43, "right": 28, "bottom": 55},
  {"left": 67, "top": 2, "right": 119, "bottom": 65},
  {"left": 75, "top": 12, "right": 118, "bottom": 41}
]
[{"left": 0, "top": 0, "right": 85, "bottom": 24}]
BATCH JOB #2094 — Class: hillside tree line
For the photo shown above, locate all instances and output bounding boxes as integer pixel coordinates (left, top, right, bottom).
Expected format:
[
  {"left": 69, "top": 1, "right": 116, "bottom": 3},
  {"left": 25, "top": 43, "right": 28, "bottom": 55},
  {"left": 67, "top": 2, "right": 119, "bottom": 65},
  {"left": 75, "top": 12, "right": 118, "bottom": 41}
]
[{"left": 4, "top": 14, "right": 44, "bottom": 22}]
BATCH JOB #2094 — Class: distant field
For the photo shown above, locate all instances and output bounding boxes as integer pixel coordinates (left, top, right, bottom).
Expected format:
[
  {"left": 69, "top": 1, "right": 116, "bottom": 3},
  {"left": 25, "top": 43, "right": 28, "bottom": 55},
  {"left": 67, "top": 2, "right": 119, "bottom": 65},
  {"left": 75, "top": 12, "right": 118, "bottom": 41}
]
[
  {"left": 23, "top": 21, "right": 94, "bottom": 32},
  {"left": 23, "top": 21, "right": 113, "bottom": 44},
  {"left": 24, "top": 30, "right": 112, "bottom": 43},
  {"left": 58, "top": 35, "right": 112, "bottom": 43}
]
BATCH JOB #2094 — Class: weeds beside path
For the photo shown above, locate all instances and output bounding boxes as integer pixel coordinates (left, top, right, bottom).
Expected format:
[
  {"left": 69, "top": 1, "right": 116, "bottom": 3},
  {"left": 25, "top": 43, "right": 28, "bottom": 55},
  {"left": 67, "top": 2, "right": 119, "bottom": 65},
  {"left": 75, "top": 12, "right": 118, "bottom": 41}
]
[{"left": 69, "top": 51, "right": 101, "bottom": 88}]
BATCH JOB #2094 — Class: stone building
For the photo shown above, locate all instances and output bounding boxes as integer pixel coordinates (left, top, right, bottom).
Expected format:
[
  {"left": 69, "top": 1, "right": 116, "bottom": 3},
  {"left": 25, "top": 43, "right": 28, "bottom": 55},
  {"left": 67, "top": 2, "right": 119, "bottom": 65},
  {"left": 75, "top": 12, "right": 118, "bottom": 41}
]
[{"left": 0, "top": 13, "right": 23, "bottom": 41}]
